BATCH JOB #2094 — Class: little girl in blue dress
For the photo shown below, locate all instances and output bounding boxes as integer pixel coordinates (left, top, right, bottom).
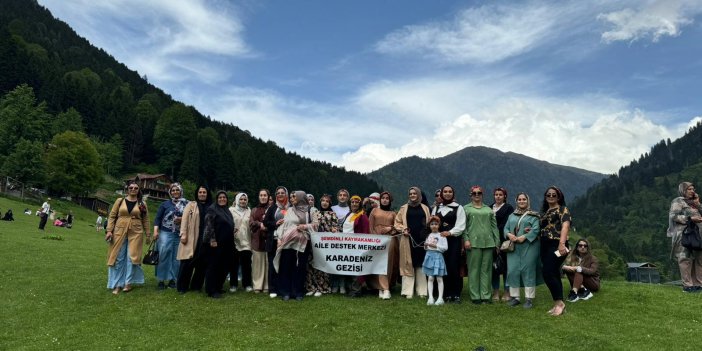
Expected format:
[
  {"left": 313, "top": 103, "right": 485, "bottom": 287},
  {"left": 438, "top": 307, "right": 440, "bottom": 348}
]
[{"left": 423, "top": 215, "right": 448, "bottom": 305}]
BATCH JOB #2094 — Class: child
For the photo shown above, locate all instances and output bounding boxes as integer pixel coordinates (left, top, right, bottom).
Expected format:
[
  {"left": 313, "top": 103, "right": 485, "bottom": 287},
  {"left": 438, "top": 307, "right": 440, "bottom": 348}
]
[{"left": 422, "top": 216, "right": 448, "bottom": 305}]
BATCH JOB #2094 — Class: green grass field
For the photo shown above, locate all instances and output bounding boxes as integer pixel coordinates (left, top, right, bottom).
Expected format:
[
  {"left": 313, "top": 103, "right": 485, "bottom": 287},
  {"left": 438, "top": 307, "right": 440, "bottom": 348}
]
[{"left": 0, "top": 195, "right": 700, "bottom": 350}]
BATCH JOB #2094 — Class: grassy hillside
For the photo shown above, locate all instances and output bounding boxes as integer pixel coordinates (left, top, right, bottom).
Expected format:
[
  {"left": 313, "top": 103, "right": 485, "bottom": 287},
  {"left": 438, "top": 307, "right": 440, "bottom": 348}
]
[{"left": 0, "top": 196, "right": 697, "bottom": 350}]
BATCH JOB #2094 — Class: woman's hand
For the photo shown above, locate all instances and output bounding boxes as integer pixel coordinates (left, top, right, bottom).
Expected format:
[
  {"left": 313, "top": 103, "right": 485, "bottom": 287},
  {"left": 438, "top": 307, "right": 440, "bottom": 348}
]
[
  {"left": 210, "top": 240, "right": 218, "bottom": 248},
  {"left": 558, "top": 242, "right": 568, "bottom": 256},
  {"left": 402, "top": 228, "right": 410, "bottom": 236},
  {"left": 105, "top": 231, "right": 113, "bottom": 243},
  {"left": 692, "top": 215, "right": 702, "bottom": 223},
  {"left": 464, "top": 240, "right": 472, "bottom": 250},
  {"left": 180, "top": 235, "right": 187, "bottom": 244},
  {"left": 440, "top": 231, "right": 450, "bottom": 238},
  {"left": 276, "top": 219, "right": 285, "bottom": 226},
  {"left": 507, "top": 233, "right": 517, "bottom": 241},
  {"left": 331, "top": 227, "right": 338, "bottom": 233},
  {"left": 153, "top": 230, "right": 159, "bottom": 241},
  {"left": 518, "top": 236, "right": 526, "bottom": 243},
  {"left": 174, "top": 216, "right": 182, "bottom": 225},
  {"left": 297, "top": 224, "right": 307, "bottom": 232}
]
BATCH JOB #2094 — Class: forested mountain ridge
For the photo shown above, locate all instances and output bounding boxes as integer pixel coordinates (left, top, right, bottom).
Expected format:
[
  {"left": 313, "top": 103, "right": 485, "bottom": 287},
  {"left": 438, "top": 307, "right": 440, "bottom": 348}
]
[
  {"left": 0, "top": 0, "right": 380, "bottom": 198},
  {"left": 570, "top": 121, "right": 702, "bottom": 280},
  {"left": 369, "top": 146, "right": 606, "bottom": 204}
]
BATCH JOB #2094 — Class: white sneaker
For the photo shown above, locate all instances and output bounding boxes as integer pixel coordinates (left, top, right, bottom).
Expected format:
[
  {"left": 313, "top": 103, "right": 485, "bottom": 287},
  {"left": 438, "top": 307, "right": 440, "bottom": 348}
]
[
  {"left": 382, "top": 290, "right": 391, "bottom": 300},
  {"left": 339, "top": 286, "right": 346, "bottom": 294},
  {"left": 314, "top": 291, "right": 323, "bottom": 297},
  {"left": 378, "top": 291, "right": 383, "bottom": 298},
  {"left": 245, "top": 286, "right": 253, "bottom": 292},
  {"left": 306, "top": 291, "right": 315, "bottom": 296},
  {"left": 427, "top": 297, "right": 435, "bottom": 305},
  {"left": 406, "top": 295, "right": 413, "bottom": 299},
  {"left": 434, "top": 298, "right": 445, "bottom": 306},
  {"left": 269, "top": 293, "right": 277, "bottom": 298},
  {"left": 229, "top": 287, "right": 237, "bottom": 293}
]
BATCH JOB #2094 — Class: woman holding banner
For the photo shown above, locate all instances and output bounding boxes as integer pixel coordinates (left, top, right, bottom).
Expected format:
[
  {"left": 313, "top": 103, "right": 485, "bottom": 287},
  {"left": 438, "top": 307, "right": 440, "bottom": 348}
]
[
  {"left": 274, "top": 191, "right": 318, "bottom": 301},
  {"left": 341, "top": 195, "right": 370, "bottom": 296},
  {"left": 306, "top": 194, "right": 336, "bottom": 296},
  {"left": 369, "top": 191, "right": 397, "bottom": 299},
  {"left": 395, "top": 186, "right": 431, "bottom": 299}
]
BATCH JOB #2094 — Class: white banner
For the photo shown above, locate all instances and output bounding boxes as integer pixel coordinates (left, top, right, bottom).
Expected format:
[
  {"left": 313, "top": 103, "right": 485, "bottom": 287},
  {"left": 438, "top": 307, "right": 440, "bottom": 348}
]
[{"left": 311, "top": 232, "right": 390, "bottom": 276}]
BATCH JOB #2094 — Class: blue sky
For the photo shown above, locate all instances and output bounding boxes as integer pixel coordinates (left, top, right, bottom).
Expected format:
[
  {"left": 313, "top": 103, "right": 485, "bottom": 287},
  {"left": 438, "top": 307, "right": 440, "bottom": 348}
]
[{"left": 39, "top": 0, "right": 702, "bottom": 174}]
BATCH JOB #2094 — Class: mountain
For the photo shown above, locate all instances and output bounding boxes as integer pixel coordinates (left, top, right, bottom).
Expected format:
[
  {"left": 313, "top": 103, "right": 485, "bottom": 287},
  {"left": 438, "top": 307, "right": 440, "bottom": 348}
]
[
  {"left": 368, "top": 146, "right": 606, "bottom": 204},
  {"left": 570, "top": 121, "right": 702, "bottom": 280},
  {"left": 0, "top": 0, "right": 380, "bottom": 198}
]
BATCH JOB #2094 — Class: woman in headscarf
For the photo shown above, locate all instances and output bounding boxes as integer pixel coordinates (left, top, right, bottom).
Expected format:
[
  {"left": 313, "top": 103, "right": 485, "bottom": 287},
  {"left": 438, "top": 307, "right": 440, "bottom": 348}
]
[
  {"left": 274, "top": 190, "right": 318, "bottom": 301},
  {"left": 394, "top": 186, "right": 431, "bottom": 299},
  {"left": 539, "top": 186, "right": 571, "bottom": 316},
  {"left": 153, "top": 182, "right": 188, "bottom": 289},
  {"left": 263, "top": 186, "right": 289, "bottom": 298},
  {"left": 667, "top": 182, "right": 702, "bottom": 292},
  {"left": 176, "top": 185, "right": 211, "bottom": 293},
  {"left": 249, "top": 189, "right": 271, "bottom": 293},
  {"left": 202, "top": 191, "right": 236, "bottom": 298},
  {"left": 230, "top": 192, "right": 253, "bottom": 292},
  {"left": 307, "top": 194, "right": 319, "bottom": 218},
  {"left": 491, "top": 187, "right": 514, "bottom": 302},
  {"left": 504, "top": 192, "right": 541, "bottom": 308},
  {"left": 369, "top": 191, "right": 397, "bottom": 299},
  {"left": 105, "top": 181, "right": 150, "bottom": 294},
  {"left": 306, "top": 194, "right": 336, "bottom": 296},
  {"left": 431, "top": 185, "right": 466, "bottom": 303}
]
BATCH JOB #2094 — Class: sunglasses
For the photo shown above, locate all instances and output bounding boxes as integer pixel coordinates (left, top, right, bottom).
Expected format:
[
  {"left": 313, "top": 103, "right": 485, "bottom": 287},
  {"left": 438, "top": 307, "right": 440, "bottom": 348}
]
[
  {"left": 577, "top": 244, "right": 588, "bottom": 248},
  {"left": 128, "top": 186, "right": 139, "bottom": 190},
  {"left": 471, "top": 192, "right": 482, "bottom": 196},
  {"left": 545, "top": 193, "right": 558, "bottom": 198}
]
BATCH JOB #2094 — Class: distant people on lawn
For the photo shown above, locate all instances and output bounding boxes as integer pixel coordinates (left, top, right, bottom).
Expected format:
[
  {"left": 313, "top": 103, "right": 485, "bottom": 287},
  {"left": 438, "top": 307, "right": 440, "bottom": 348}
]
[
  {"left": 24, "top": 208, "right": 32, "bottom": 215},
  {"left": 177, "top": 185, "right": 211, "bottom": 294},
  {"left": 96, "top": 214, "right": 103, "bottom": 232},
  {"left": 153, "top": 183, "right": 187, "bottom": 290},
  {"left": 540, "top": 186, "right": 571, "bottom": 316},
  {"left": 230, "top": 192, "right": 253, "bottom": 292},
  {"left": 463, "top": 186, "right": 500, "bottom": 305},
  {"left": 202, "top": 191, "right": 236, "bottom": 299},
  {"left": 667, "top": 182, "right": 702, "bottom": 292},
  {"left": 504, "top": 193, "right": 541, "bottom": 309},
  {"left": 395, "top": 186, "right": 431, "bottom": 299},
  {"left": 563, "top": 238, "right": 600, "bottom": 302},
  {"left": 491, "top": 187, "right": 514, "bottom": 302},
  {"left": 2, "top": 209, "right": 14, "bottom": 221},
  {"left": 105, "top": 181, "right": 150, "bottom": 295},
  {"left": 38, "top": 197, "right": 51, "bottom": 230}
]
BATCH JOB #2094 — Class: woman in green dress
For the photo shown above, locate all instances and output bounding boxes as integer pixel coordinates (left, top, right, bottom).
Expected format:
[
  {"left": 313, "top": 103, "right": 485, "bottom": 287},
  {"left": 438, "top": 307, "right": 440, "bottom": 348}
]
[{"left": 504, "top": 193, "right": 541, "bottom": 308}]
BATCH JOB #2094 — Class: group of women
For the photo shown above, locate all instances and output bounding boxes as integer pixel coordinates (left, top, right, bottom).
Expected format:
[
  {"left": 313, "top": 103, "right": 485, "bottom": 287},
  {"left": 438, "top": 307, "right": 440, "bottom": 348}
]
[{"left": 104, "top": 182, "right": 603, "bottom": 316}]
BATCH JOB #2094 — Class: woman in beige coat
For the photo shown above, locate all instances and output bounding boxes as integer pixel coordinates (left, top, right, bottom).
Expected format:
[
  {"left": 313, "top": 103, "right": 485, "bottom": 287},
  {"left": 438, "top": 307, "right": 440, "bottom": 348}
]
[
  {"left": 105, "top": 181, "right": 150, "bottom": 295},
  {"left": 394, "top": 187, "right": 431, "bottom": 299},
  {"left": 176, "top": 185, "right": 211, "bottom": 293}
]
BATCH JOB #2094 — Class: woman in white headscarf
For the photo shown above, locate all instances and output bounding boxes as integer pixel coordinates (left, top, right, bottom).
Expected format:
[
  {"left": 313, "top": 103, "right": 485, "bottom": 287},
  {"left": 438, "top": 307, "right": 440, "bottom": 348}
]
[{"left": 229, "top": 193, "right": 253, "bottom": 292}]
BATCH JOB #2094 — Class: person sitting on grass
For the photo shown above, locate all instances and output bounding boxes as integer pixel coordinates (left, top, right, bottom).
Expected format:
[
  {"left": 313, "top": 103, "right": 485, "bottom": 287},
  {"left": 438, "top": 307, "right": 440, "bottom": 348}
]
[
  {"left": 562, "top": 238, "right": 600, "bottom": 302},
  {"left": 2, "top": 209, "right": 14, "bottom": 221}
]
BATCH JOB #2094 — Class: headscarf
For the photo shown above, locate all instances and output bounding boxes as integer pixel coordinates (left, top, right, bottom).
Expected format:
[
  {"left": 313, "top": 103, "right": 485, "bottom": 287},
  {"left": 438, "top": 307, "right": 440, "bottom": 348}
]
[
  {"left": 194, "top": 185, "right": 212, "bottom": 205},
  {"left": 368, "top": 192, "right": 381, "bottom": 208},
  {"left": 210, "top": 190, "right": 234, "bottom": 229},
  {"left": 440, "top": 185, "right": 455, "bottom": 204},
  {"left": 336, "top": 189, "right": 349, "bottom": 208},
  {"left": 257, "top": 189, "right": 270, "bottom": 208},
  {"left": 513, "top": 192, "right": 538, "bottom": 216},
  {"left": 233, "top": 193, "right": 248, "bottom": 214},
  {"left": 679, "top": 182, "right": 693, "bottom": 198},
  {"left": 319, "top": 194, "right": 333, "bottom": 214},
  {"left": 379, "top": 191, "right": 393, "bottom": 211},
  {"left": 274, "top": 186, "right": 289, "bottom": 221},
  {"left": 169, "top": 182, "right": 184, "bottom": 202},
  {"left": 292, "top": 190, "right": 310, "bottom": 222},
  {"left": 348, "top": 195, "right": 364, "bottom": 222},
  {"left": 306, "top": 194, "right": 315, "bottom": 208},
  {"left": 408, "top": 186, "right": 423, "bottom": 207}
]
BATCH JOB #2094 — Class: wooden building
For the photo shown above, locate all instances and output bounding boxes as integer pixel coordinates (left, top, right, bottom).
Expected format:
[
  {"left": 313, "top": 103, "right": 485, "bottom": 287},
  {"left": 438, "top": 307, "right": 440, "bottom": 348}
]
[
  {"left": 125, "top": 173, "right": 172, "bottom": 201},
  {"left": 626, "top": 262, "right": 660, "bottom": 284}
]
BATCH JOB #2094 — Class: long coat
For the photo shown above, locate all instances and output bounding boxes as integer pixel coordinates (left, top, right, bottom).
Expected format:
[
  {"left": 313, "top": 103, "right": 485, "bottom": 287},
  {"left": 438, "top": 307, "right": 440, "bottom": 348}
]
[
  {"left": 177, "top": 201, "right": 201, "bottom": 260},
  {"left": 106, "top": 198, "right": 150, "bottom": 266},
  {"left": 504, "top": 212, "right": 543, "bottom": 287},
  {"left": 394, "top": 204, "right": 431, "bottom": 277}
]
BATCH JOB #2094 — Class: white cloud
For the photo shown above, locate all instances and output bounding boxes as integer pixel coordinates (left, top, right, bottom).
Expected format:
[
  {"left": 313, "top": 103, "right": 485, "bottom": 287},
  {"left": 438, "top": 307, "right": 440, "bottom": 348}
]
[
  {"left": 374, "top": 2, "right": 585, "bottom": 64},
  {"left": 39, "top": 0, "right": 252, "bottom": 84},
  {"left": 598, "top": 0, "right": 702, "bottom": 43}
]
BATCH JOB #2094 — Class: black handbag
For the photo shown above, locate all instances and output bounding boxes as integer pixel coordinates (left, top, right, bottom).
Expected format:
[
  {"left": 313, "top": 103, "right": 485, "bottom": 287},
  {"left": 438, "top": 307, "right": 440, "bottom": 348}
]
[
  {"left": 681, "top": 219, "right": 702, "bottom": 250},
  {"left": 142, "top": 240, "right": 159, "bottom": 265}
]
